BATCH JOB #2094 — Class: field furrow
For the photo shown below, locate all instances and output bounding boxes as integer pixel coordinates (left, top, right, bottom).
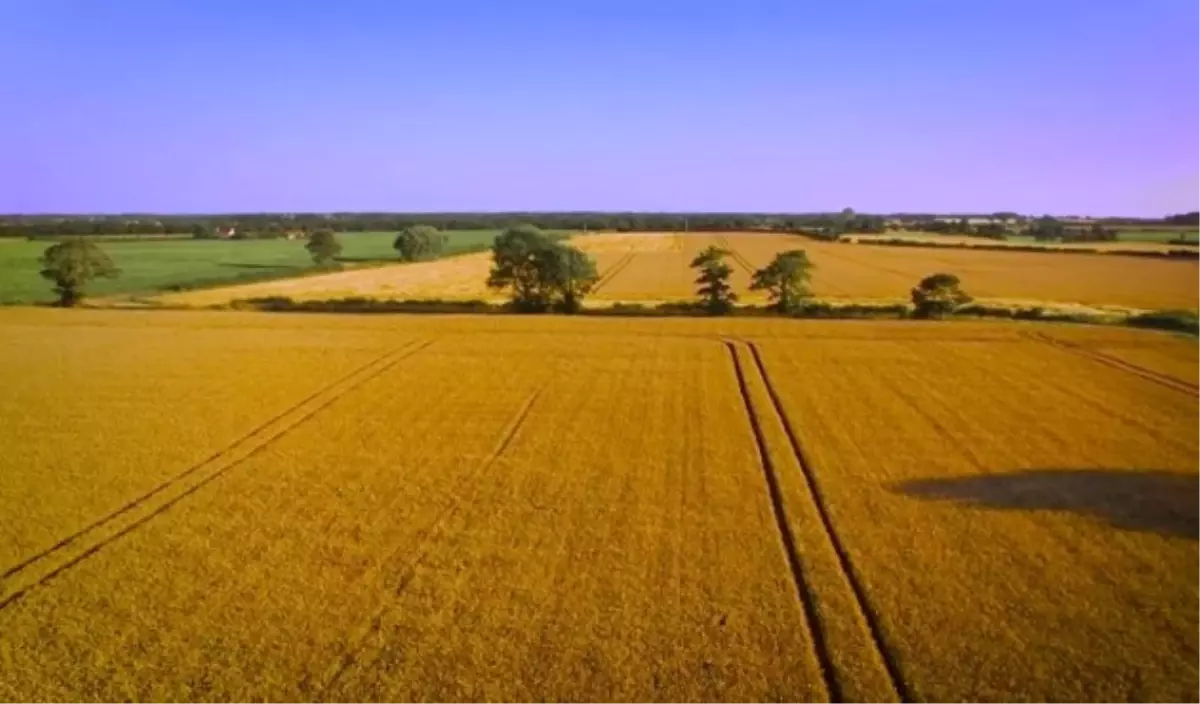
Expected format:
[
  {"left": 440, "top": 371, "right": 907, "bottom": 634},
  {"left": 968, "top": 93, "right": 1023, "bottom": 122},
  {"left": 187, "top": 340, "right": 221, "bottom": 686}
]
[
  {"left": 743, "top": 341, "right": 909, "bottom": 702},
  {"left": 323, "top": 337, "right": 828, "bottom": 701},
  {"left": 1026, "top": 331, "right": 1198, "bottom": 395},
  {"left": 749, "top": 337, "right": 1198, "bottom": 701},
  {"left": 0, "top": 339, "right": 434, "bottom": 609}
]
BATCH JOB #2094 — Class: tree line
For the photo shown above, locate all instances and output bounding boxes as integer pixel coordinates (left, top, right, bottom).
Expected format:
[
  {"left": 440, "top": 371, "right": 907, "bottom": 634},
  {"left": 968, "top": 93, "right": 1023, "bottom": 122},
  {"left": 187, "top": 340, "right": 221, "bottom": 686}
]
[
  {"left": 41, "top": 222, "right": 977, "bottom": 321},
  {"left": 5, "top": 210, "right": 1193, "bottom": 240},
  {"left": 481, "top": 225, "right": 972, "bottom": 319}
]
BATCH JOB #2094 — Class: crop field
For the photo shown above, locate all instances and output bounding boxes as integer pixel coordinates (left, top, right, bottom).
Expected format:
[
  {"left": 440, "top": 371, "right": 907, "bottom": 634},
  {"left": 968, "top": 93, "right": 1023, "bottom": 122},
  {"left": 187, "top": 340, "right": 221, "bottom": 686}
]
[
  {"left": 0, "top": 230, "right": 504, "bottom": 304},
  {"left": 0, "top": 308, "right": 1195, "bottom": 701},
  {"left": 162, "top": 232, "right": 1200, "bottom": 312},
  {"left": 849, "top": 231, "right": 1200, "bottom": 249}
]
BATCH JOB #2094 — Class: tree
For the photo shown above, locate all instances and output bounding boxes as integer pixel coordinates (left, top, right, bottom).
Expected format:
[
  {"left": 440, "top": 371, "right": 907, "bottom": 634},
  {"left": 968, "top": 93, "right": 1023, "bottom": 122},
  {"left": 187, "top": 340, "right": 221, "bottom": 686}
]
[
  {"left": 487, "top": 225, "right": 557, "bottom": 311},
  {"left": 305, "top": 229, "right": 342, "bottom": 265},
  {"left": 690, "top": 245, "right": 737, "bottom": 315},
  {"left": 1026, "top": 216, "right": 1065, "bottom": 242},
  {"left": 547, "top": 244, "right": 600, "bottom": 313},
  {"left": 1087, "top": 222, "right": 1117, "bottom": 242},
  {"left": 911, "top": 273, "right": 972, "bottom": 318},
  {"left": 190, "top": 224, "right": 214, "bottom": 239},
  {"left": 393, "top": 224, "right": 445, "bottom": 262},
  {"left": 486, "top": 224, "right": 598, "bottom": 312},
  {"left": 39, "top": 239, "right": 120, "bottom": 306},
  {"left": 750, "top": 250, "right": 813, "bottom": 313}
]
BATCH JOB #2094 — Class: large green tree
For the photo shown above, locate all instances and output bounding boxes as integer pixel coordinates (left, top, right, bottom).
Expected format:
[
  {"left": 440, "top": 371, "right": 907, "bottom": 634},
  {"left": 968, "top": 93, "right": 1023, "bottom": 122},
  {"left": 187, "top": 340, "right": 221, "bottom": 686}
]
[
  {"left": 305, "top": 229, "right": 342, "bottom": 265},
  {"left": 487, "top": 225, "right": 598, "bottom": 312},
  {"left": 39, "top": 239, "right": 120, "bottom": 306},
  {"left": 911, "top": 273, "right": 972, "bottom": 318},
  {"left": 750, "top": 249, "right": 813, "bottom": 313},
  {"left": 547, "top": 244, "right": 600, "bottom": 313},
  {"left": 393, "top": 224, "right": 445, "bottom": 261},
  {"left": 690, "top": 245, "right": 737, "bottom": 315}
]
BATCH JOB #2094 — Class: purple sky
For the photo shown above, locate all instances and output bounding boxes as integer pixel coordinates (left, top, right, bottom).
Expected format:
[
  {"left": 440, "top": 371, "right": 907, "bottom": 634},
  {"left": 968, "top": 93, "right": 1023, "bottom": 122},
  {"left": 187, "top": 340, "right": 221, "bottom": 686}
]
[{"left": 1, "top": 0, "right": 1196, "bottom": 216}]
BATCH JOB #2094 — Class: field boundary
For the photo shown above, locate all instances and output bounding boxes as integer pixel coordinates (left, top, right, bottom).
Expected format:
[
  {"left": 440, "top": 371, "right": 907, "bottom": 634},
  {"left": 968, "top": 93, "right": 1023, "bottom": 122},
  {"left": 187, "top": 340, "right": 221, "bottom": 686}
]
[
  {"left": 723, "top": 340, "right": 839, "bottom": 702},
  {"left": 742, "top": 340, "right": 911, "bottom": 702},
  {"left": 314, "top": 384, "right": 548, "bottom": 696},
  {"left": 1024, "top": 331, "right": 1197, "bottom": 396},
  {"left": 0, "top": 338, "right": 437, "bottom": 611}
]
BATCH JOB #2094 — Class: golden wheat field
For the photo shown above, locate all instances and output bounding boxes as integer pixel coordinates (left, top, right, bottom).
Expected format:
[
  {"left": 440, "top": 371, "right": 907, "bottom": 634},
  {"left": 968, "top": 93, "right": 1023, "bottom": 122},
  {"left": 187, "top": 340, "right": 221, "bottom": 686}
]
[
  {"left": 156, "top": 232, "right": 1199, "bottom": 312},
  {"left": 0, "top": 307, "right": 1195, "bottom": 701}
]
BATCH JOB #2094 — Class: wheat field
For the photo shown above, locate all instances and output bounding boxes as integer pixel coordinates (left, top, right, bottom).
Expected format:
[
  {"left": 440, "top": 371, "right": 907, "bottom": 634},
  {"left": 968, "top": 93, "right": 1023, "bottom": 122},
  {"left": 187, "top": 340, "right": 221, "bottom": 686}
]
[
  {"left": 0, "top": 308, "right": 1195, "bottom": 701},
  {"left": 156, "top": 232, "right": 1198, "bottom": 311}
]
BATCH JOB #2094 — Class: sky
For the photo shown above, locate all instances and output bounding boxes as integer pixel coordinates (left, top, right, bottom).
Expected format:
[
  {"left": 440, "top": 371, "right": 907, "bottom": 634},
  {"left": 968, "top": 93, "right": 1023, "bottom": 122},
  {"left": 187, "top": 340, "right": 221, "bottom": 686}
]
[{"left": 1, "top": 0, "right": 1196, "bottom": 216}]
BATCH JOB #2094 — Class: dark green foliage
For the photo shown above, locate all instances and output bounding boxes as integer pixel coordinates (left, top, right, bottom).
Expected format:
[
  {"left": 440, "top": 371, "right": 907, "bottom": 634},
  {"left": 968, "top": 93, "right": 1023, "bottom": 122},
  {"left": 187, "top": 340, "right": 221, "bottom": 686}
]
[
  {"left": 190, "top": 224, "right": 214, "bottom": 239},
  {"left": 750, "top": 249, "right": 813, "bottom": 313},
  {"left": 1026, "top": 216, "right": 1066, "bottom": 241},
  {"left": 911, "top": 273, "right": 972, "bottom": 318},
  {"left": 486, "top": 224, "right": 599, "bottom": 313},
  {"left": 1163, "top": 212, "right": 1199, "bottom": 226},
  {"left": 305, "top": 230, "right": 342, "bottom": 265},
  {"left": 689, "top": 245, "right": 737, "bottom": 315},
  {"left": 548, "top": 244, "right": 600, "bottom": 313},
  {"left": 38, "top": 239, "right": 121, "bottom": 306},
  {"left": 393, "top": 225, "right": 446, "bottom": 262},
  {"left": 1126, "top": 310, "right": 1199, "bottom": 335}
]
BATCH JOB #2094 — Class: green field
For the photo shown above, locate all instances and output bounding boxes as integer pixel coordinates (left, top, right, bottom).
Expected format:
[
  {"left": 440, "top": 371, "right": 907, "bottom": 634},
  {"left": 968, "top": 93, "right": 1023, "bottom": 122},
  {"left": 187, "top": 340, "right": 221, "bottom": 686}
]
[
  {"left": 0, "top": 231, "right": 506, "bottom": 304},
  {"left": 1114, "top": 228, "right": 1199, "bottom": 244}
]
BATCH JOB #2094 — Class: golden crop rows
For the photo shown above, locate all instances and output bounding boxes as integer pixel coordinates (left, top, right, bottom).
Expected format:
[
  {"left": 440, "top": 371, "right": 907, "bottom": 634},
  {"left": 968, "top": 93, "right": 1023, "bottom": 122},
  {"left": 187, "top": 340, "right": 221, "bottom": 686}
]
[{"left": 0, "top": 309, "right": 1195, "bottom": 700}]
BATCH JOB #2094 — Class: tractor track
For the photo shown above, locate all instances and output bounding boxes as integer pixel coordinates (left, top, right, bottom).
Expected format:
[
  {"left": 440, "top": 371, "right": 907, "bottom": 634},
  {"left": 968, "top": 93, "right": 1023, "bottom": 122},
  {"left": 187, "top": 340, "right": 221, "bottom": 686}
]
[
  {"left": 590, "top": 250, "right": 637, "bottom": 294},
  {"left": 740, "top": 340, "right": 911, "bottom": 702},
  {"left": 314, "top": 383, "right": 547, "bottom": 696},
  {"left": 1025, "top": 331, "right": 1197, "bottom": 396},
  {"left": 0, "top": 338, "right": 437, "bottom": 611},
  {"left": 723, "top": 340, "right": 841, "bottom": 702},
  {"left": 714, "top": 235, "right": 756, "bottom": 274}
]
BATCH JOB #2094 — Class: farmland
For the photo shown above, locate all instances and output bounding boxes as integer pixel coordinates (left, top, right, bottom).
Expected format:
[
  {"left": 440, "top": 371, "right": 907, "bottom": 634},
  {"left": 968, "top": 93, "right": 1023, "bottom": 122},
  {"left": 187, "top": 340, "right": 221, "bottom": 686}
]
[
  {"left": 160, "top": 232, "right": 1200, "bottom": 312},
  {"left": 0, "top": 230, "right": 506, "bottom": 304},
  {"left": 0, "top": 308, "right": 1195, "bottom": 701}
]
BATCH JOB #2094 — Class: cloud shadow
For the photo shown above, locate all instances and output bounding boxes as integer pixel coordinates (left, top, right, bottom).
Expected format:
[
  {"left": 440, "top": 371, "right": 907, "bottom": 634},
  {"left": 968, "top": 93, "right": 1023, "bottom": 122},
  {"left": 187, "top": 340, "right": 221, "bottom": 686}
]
[{"left": 891, "top": 469, "right": 1198, "bottom": 540}]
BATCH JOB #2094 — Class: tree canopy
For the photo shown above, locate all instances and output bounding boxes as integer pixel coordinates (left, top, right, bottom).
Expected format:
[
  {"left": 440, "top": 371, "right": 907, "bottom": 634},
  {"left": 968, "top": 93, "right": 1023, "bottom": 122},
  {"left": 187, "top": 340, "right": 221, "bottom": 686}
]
[
  {"left": 690, "top": 245, "right": 737, "bottom": 315},
  {"left": 305, "top": 230, "right": 342, "bottom": 265},
  {"left": 39, "top": 239, "right": 120, "bottom": 306},
  {"left": 486, "top": 225, "right": 598, "bottom": 312},
  {"left": 393, "top": 225, "right": 445, "bottom": 261},
  {"left": 750, "top": 249, "right": 813, "bottom": 313},
  {"left": 911, "top": 273, "right": 972, "bottom": 318}
]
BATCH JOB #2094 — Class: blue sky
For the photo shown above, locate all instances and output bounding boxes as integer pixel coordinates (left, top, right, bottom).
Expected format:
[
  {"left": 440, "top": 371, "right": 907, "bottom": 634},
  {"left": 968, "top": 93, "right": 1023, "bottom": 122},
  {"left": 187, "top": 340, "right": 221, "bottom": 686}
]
[{"left": 1, "top": 0, "right": 1196, "bottom": 215}]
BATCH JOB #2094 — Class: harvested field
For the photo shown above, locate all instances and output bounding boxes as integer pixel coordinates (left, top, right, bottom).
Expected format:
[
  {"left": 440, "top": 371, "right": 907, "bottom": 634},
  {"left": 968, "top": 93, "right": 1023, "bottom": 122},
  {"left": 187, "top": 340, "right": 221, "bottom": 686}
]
[
  {"left": 0, "top": 308, "right": 1195, "bottom": 701},
  {"left": 157, "top": 232, "right": 1198, "bottom": 311}
]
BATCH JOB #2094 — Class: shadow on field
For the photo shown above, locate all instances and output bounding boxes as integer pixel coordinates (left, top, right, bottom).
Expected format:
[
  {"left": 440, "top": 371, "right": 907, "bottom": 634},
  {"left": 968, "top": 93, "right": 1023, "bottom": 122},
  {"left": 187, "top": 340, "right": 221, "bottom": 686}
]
[{"left": 892, "top": 469, "right": 1199, "bottom": 540}]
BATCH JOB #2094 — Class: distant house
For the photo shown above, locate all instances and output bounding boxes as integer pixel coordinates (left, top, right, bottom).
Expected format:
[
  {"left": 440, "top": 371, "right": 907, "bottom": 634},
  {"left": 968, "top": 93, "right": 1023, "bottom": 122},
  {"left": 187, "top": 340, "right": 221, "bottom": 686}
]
[{"left": 217, "top": 227, "right": 236, "bottom": 239}]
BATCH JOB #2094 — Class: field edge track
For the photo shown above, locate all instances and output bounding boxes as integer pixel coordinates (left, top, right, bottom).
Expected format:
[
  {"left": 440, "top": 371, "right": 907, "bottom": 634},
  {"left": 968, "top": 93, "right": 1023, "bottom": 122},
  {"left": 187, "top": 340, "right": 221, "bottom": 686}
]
[
  {"left": 1024, "top": 331, "right": 1197, "bottom": 396},
  {"left": 0, "top": 339, "right": 437, "bottom": 611},
  {"left": 741, "top": 340, "right": 911, "bottom": 702},
  {"left": 722, "top": 340, "right": 838, "bottom": 702}
]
